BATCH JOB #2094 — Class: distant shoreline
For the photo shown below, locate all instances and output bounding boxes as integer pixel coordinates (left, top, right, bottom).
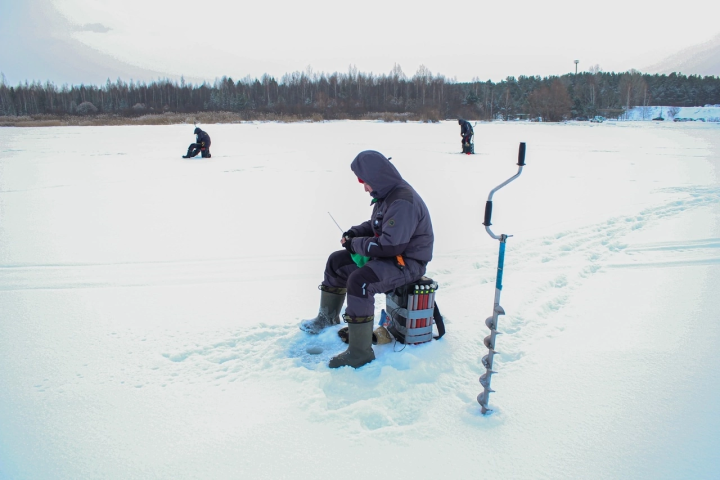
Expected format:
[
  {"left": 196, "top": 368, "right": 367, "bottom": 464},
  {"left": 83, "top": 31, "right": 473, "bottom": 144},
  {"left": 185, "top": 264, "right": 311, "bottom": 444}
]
[
  {"left": 0, "top": 111, "right": 445, "bottom": 127},
  {"left": 3, "top": 106, "right": 719, "bottom": 127}
]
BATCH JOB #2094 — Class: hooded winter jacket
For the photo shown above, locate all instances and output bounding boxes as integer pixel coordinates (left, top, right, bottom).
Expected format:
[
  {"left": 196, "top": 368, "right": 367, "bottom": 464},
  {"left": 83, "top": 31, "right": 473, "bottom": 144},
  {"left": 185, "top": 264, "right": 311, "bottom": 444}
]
[
  {"left": 348, "top": 150, "right": 433, "bottom": 263},
  {"left": 459, "top": 119, "right": 473, "bottom": 137},
  {"left": 195, "top": 128, "right": 211, "bottom": 148}
]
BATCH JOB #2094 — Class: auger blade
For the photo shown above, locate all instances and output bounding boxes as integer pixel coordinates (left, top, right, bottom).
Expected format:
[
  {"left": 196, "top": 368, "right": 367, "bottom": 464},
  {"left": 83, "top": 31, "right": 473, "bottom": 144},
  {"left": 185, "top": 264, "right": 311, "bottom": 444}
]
[
  {"left": 482, "top": 352, "right": 493, "bottom": 370},
  {"left": 477, "top": 388, "right": 496, "bottom": 406},
  {"left": 479, "top": 371, "right": 496, "bottom": 388}
]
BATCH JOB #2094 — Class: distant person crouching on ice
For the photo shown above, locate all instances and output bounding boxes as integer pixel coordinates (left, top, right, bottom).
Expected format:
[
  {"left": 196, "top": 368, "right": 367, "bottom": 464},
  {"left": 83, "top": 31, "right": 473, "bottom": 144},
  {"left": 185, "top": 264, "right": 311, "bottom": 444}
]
[
  {"left": 300, "top": 150, "right": 434, "bottom": 368},
  {"left": 183, "top": 127, "right": 211, "bottom": 158},
  {"left": 458, "top": 118, "right": 474, "bottom": 154}
]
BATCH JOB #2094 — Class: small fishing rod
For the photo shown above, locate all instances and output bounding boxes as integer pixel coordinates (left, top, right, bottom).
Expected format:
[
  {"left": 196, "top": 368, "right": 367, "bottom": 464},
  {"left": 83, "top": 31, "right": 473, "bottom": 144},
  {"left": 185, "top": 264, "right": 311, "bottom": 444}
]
[{"left": 328, "top": 212, "right": 344, "bottom": 235}]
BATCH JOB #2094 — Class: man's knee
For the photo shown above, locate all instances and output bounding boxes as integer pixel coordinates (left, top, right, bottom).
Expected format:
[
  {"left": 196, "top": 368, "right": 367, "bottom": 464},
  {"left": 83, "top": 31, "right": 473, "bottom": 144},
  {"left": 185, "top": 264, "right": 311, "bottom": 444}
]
[
  {"left": 347, "top": 267, "right": 380, "bottom": 299},
  {"left": 327, "top": 249, "right": 355, "bottom": 273},
  {"left": 323, "top": 250, "right": 358, "bottom": 288}
]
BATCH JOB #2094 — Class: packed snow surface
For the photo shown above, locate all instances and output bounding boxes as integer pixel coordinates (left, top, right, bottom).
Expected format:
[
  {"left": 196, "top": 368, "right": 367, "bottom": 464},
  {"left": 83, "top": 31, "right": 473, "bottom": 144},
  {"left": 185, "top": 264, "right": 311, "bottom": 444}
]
[
  {"left": 622, "top": 104, "right": 720, "bottom": 121},
  {"left": 1, "top": 120, "right": 719, "bottom": 479}
]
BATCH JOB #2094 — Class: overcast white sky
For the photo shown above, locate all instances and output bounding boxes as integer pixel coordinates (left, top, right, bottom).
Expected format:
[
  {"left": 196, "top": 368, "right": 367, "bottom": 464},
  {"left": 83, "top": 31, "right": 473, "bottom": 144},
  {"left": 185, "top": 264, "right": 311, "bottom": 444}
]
[{"left": 1, "top": 0, "right": 719, "bottom": 86}]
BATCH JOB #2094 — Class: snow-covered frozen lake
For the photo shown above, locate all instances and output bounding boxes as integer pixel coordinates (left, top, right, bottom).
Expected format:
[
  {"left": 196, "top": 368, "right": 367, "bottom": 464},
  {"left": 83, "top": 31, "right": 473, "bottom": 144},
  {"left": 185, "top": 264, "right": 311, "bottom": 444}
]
[{"left": 1, "top": 120, "right": 719, "bottom": 479}]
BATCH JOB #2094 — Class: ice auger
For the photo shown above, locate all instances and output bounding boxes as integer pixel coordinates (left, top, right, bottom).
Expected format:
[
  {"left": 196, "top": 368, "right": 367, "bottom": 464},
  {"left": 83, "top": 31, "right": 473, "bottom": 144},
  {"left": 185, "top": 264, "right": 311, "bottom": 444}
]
[{"left": 478, "top": 142, "right": 527, "bottom": 414}]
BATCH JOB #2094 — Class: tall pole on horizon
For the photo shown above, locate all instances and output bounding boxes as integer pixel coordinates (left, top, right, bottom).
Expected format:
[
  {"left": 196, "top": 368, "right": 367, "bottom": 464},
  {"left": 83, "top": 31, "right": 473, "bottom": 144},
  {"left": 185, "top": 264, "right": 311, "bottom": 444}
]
[{"left": 574, "top": 60, "right": 579, "bottom": 75}]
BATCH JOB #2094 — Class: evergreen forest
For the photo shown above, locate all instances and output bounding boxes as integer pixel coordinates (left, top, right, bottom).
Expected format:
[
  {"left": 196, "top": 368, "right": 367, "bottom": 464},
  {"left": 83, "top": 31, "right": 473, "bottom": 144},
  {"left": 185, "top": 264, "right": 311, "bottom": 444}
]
[{"left": 1, "top": 65, "right": 719, "bottom": 122}]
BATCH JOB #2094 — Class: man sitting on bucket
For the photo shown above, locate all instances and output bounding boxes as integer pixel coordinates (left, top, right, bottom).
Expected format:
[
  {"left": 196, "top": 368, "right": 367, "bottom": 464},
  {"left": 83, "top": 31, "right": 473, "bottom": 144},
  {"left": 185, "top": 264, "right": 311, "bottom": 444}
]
[
  {"left": 182, "top": 127, "right": 211, "bottom": 158},
  {"left": 300, "top": 150, "right": 434, "bottom": 368}
]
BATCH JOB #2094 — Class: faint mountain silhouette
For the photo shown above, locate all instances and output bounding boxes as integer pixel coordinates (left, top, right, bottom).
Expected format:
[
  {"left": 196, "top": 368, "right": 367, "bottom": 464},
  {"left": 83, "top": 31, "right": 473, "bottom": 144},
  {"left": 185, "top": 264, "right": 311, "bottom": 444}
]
[
  {"left": 0, "top": 0, "right": 200, "bottom": 86},
  {"left": 644, "top": 33, "right": 720, "bottom": 77}
]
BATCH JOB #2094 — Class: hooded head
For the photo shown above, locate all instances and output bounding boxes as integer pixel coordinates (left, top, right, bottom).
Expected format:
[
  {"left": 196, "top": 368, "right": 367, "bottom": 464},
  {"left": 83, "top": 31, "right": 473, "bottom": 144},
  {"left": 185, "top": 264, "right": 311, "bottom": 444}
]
[
  {"left": 350, "top": 150, "right": 405, "bottom": 199},
  {"left": 458, "top": 119, "right": 463, "bottom": 125},
  {"left": 194, "top": 127, "right": 201, "bottom": 135}
]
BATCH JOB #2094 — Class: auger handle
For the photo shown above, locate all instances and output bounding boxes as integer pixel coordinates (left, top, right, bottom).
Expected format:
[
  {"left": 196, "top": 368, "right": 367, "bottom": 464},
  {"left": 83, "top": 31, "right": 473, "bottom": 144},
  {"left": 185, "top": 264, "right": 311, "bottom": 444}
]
[
  {"left": 483, "top": 201, "right": 493, "bottom": 227},
  {"left": 517, "top": 142, "right": 526, "bottom": 166},
  {"left": 484, "top": 142, "right": 527, "bottom": 237}
]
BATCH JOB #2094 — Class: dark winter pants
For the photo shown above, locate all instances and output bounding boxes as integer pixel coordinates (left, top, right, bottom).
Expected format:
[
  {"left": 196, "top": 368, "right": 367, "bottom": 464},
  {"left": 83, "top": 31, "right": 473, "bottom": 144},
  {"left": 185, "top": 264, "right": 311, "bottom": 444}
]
[
  {"left": 322, "top": 250, "right": 426, "bottom": 322},
  {"left": 462, "top": 135, "right": 473, "bottom": 153},
  {"left": 185, "top": 143, "right": 211, "bottom": 158}
]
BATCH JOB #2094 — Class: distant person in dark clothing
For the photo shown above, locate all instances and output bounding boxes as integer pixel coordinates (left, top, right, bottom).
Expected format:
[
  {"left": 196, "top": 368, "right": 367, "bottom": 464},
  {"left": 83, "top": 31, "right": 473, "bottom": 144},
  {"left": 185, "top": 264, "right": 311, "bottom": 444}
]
[
  {"left": 183, "top": 127, "right": 211, "bottom": 158},
  {"left": 458, "top": 119, "right": 474, "bottom": 154}
]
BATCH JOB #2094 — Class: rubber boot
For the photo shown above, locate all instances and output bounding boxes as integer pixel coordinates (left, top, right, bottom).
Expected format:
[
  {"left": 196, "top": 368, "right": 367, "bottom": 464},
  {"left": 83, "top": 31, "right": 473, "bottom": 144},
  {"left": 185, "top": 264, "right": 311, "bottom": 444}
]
[
  {"left": 299, "top": 287, "right": 346, "bottom": 334},
  {"left": 328, "top": 320, "right": 375, "bottom": 369}
]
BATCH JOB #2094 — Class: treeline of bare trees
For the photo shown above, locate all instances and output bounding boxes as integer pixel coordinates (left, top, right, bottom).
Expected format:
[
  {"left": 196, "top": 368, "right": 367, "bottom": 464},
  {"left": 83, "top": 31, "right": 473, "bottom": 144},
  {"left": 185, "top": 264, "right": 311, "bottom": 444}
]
[{"left": 1, "top": 65, "right": 719, "bottom": 121}]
